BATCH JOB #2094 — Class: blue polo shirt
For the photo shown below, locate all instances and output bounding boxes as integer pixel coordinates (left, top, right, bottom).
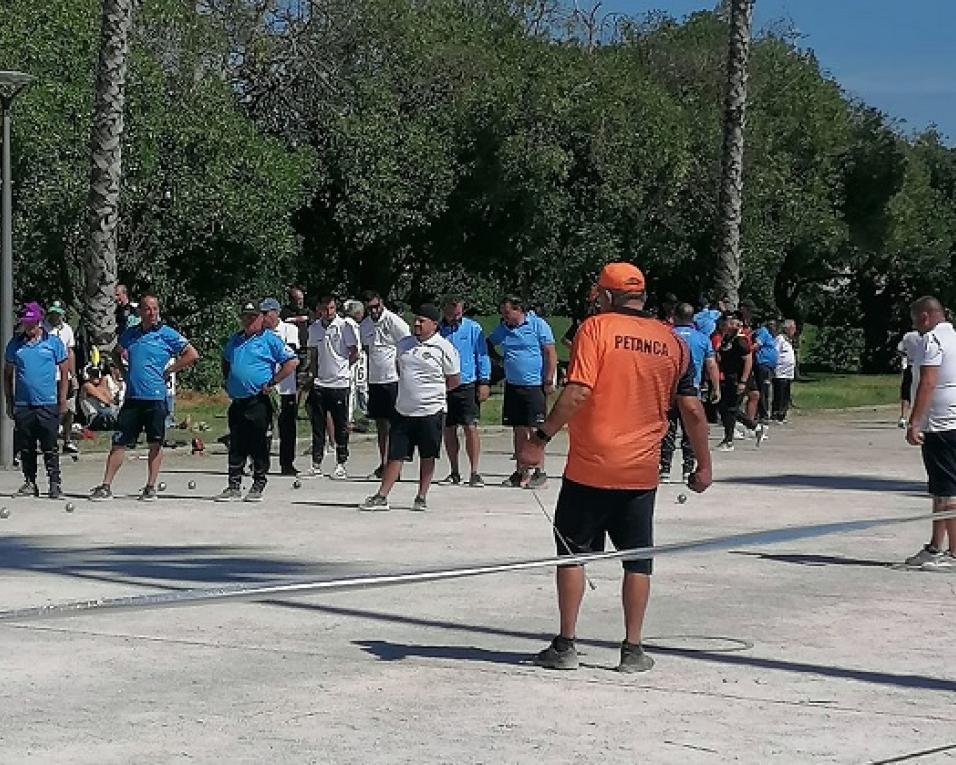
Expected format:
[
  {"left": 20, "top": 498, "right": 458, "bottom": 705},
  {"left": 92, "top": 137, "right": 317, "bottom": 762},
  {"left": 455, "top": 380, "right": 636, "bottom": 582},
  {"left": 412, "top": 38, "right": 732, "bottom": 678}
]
[
  {"left": 119, "top": 323, "right": 189, "bottom": 400},
  {"left": 439, "top": 317, "right": 491, "bottom": 386},
  {"left": 753, "top": 326, "right": 778, "bottom": 368},
  {"left": 4, "top": 332, "right": 68, "bottom": 406},
  {"left": 673, "top": 324, "right": 714, "bottom": 390},
  {"left": 488, "top": 313, "right": 555, "bottom": 386},
  {"left": 222, "top": 330, "right": 296, "bottom": 400}
]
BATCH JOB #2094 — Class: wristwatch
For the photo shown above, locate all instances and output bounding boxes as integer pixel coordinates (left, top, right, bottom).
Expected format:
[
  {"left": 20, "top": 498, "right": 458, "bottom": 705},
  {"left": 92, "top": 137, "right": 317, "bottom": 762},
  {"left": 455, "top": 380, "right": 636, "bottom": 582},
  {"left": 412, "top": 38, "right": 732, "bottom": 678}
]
[{"left": 534, "top": 427, "right": 552, "bottom": 443}]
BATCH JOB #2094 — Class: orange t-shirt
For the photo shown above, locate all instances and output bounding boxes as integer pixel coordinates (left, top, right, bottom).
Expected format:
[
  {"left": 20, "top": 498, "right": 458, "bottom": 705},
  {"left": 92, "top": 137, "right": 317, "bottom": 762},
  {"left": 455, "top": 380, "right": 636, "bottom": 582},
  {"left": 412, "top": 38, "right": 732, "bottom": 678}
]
[{"left": 564, "top": 309, "right": 691, "bottom": 490}]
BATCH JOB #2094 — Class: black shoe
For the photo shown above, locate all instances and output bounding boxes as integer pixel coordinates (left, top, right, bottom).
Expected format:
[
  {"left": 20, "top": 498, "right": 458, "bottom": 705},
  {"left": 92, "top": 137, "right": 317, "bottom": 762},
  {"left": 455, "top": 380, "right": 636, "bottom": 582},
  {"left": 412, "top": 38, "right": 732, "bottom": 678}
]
[
  {"left": 17, "top": 480, "right": 39, "bottom": 497},
  {"left": 48, "top": 483, "right": 63, "bottom": 500},
  {"left": 533, "top": 636, "right": 579, "bottom": 670},
  {"left": 373, "top": 464, "right": 385, "bottom": 480},
  {"left": 616, "top": 641, "right": 654, "bottom": 673}
]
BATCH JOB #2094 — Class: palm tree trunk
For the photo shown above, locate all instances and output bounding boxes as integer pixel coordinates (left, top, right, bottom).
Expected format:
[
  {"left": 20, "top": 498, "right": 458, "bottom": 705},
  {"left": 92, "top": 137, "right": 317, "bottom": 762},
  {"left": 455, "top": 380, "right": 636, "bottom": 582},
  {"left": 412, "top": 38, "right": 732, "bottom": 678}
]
[
  {"left": 84, "top": 0, "right": 135, "bottom": 350},
  {"left": 714, "top": 0, "right": 754, "bottom": 310}
]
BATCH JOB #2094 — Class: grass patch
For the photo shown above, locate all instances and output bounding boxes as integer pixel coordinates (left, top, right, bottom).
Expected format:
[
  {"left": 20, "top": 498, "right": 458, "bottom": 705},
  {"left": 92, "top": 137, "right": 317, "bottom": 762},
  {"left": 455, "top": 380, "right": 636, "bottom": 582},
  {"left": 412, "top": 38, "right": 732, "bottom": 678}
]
[{"left": 791, "top": 373, "right": 899, "bottom": 411}]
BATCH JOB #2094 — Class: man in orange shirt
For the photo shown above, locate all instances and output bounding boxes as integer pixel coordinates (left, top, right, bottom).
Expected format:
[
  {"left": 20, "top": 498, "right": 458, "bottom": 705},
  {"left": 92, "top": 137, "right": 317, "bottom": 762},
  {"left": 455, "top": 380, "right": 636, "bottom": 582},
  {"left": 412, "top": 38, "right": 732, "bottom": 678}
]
[{"left": 519, "top": 263, "right": 713, "bottom": 673}]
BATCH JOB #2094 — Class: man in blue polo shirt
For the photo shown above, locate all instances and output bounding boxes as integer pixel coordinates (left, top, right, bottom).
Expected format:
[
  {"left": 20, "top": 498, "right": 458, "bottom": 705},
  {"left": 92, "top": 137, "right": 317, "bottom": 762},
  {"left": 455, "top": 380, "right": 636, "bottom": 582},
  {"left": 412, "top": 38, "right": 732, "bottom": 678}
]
[
  {"left": 488, "top": 296, "right": 557, "bottom": 489},
  {"left": 752, "top": 319, "right": 779, "bottom": 424},
  {"left": 660, "top": 303, "right": 721, "bottom": 483},
  {"left": 439, "top": 295, "right": 492, "bottom": 487},
  {"left": 216, "top": 300, "right": 298, "bottom": 502},
  {"left": 3, "top": 302, "right": 70, "bottom": 498},
  {"left": 90, "top": 293, "right": 199, "bottom": 502}
]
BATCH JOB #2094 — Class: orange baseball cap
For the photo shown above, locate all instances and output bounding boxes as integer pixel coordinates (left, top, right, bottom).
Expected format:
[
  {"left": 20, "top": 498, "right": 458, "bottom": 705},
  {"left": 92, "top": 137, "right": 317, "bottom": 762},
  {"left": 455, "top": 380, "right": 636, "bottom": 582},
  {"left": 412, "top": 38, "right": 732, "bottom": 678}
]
[{"left": 597, "top": 262, "right": 645, "bottom": 293}]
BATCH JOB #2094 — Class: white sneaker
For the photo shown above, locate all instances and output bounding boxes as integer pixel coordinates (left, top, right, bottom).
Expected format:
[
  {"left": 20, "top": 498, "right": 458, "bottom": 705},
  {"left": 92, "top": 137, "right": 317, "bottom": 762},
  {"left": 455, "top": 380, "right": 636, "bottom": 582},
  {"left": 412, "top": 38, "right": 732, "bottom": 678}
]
[
  {"left": 754, "top": 423, "right": 766, "bottom": 447},
  {"left": 921, "top": 552, "right": 956, "bottom": 572},
  {"left": 898, "top": 417, "right": 907, "bottom": 429},
  {"left": 309, "top": 462, "right": 323, "bottom": 478},
  {"left": 735, "top": 426, "right": 750, "bottom": 440},
  {"left": 718, "top": 441, "right": 735, "bottom": 452},
  {"left": 331, "top": 464, "right": 348, "bottom": 480}
]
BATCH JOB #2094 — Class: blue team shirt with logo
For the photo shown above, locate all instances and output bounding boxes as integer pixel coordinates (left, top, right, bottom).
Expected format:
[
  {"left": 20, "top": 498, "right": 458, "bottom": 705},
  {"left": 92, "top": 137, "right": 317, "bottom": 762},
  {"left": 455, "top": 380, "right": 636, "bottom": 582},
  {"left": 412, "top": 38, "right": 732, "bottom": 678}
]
[
  {"left": 4, "top": 332, "right": 68, "bottom": 406},
  {"left": 673, "top": 324, "right": 714, "bottom": 390},
  {"left": 488, "top": 313, "right": 555, "bottom": 386},
  {"left": 222, "top": 330, "right": 296, "bottom": 399},
  {"left": 439, "top": 317, "right": 491, "bottom": 386},
  {"left": 119, "top": 323, "right": 189, "bottom": 400},
  {"left": 753, "top": 326, "right": 778, "bottom": 368}
]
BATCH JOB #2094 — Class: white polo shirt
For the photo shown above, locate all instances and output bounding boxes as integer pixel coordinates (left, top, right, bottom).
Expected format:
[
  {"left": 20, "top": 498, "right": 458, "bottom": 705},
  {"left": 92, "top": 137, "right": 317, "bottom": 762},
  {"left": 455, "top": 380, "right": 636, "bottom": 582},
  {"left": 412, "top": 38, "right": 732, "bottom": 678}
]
[
  {"left": 272, "top": 319, "right": 300, "bottom": 396},
  {"left": 308, "top": 316, "right": 359, "bottom": 389},
  {"left": 360, "top": 308, "right": 411, "bottom": 385},
  {"left": 44, "top": 320, "right": 75, "bottom": 382},
  {"left": 919, "top": 322, "right": 956, "bottom": 433},
  {"left": 774, "top": 334, "right": 796, "bottom": 380},
  {"left": 395, "top": 334, "right": 460, "bottom": 417}
]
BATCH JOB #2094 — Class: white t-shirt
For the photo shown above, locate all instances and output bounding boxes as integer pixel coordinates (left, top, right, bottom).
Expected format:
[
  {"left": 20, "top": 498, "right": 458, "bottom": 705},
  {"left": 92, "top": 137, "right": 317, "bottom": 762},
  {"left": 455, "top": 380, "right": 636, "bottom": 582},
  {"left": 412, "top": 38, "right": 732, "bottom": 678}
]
[
  {"left": 272, "top": 319, "right": 300, "bottom": 396},
  {"left": 44, "top": 320, "right": 75, "bottom": 382},
  {"left": 308, "top": 316, "right": 359, "bottom": 389},
  {"left": 395, "top": 334, "right": 460, "bottom": 417},
  {"left": 918, "top": 322, "right": 956, "bottom": 433},
  {"left": 360, "top": 309, "right": 411, "bottom": 385},
  {"left": 899, "top": 330, "right": 923, "bottom": 399},
  {"left": 774, "top": 334, "right": 796, "bottom": 379}
]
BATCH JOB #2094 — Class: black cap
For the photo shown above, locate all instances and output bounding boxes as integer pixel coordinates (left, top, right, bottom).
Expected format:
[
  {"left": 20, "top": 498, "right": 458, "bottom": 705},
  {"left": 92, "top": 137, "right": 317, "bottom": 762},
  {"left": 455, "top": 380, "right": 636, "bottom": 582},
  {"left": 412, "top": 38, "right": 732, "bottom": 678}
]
[
  {"left": 417, "top": 303, "right": 441, "bottom": 323},
  {"left": 240, "top": 301, "right": 258, "bottom": 315}
]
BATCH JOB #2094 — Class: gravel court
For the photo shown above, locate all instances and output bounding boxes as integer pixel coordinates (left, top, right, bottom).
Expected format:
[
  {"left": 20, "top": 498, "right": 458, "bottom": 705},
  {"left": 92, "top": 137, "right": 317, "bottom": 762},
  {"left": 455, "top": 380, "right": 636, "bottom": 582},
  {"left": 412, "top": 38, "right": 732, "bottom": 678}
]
[{"left": 1, "top": 410, "right": 955, "bottom": 763}]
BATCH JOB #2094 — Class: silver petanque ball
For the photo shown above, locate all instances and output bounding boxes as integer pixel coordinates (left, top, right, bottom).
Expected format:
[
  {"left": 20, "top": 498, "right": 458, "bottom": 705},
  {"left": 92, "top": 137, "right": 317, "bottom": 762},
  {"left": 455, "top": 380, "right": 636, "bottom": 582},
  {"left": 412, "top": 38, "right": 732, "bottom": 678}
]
[
  {"left": 188, "top": 480, "right": 197, "bottom": 490},
  {"left": 0, "top": 507, "right": 9, "bottom": 519},
  {"left": 292, "top": 480, "right": 302, "bottom": 489},
  {"left": 677, "top": 493, "right": 688, "bottom": 505},
  {"left": 65, "top": 502, "right": 75, "bottom": 513},
  {"left": 158, "top": 482, "right": 167, "bottom": 492}
]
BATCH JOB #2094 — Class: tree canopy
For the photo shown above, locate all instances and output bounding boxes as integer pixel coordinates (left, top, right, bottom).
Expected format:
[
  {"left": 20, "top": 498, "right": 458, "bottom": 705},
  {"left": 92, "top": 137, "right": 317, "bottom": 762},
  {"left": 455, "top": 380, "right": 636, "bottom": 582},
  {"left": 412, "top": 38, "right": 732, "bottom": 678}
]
[{"left": 2, "top": 0, "right": 954, "bottom": 377}]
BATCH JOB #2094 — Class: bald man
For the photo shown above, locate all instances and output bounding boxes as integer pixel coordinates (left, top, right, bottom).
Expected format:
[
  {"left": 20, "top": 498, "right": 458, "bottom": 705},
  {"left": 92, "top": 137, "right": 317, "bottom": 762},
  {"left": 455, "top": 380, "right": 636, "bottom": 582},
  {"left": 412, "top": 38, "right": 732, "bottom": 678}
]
[{"left": 905, "top": 296, "right": 956, "bottom": 571}]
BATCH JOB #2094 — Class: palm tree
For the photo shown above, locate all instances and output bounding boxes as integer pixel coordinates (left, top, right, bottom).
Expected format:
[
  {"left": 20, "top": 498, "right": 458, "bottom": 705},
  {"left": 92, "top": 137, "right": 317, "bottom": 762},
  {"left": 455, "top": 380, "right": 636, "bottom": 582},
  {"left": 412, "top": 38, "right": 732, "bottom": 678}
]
[
  {"left": 714, "top": 0, "right": 754, "bottom": 309},
  {"left": 84, "top": 0, "right": 135, "bottom": 349}
]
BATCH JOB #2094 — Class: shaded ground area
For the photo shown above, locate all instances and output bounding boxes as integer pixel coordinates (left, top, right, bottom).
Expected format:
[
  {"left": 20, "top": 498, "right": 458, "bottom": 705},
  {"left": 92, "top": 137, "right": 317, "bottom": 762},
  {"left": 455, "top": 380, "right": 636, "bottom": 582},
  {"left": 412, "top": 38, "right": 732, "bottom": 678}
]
[{"left": 0, "top": 407, "right": 953, "bottom": 763}]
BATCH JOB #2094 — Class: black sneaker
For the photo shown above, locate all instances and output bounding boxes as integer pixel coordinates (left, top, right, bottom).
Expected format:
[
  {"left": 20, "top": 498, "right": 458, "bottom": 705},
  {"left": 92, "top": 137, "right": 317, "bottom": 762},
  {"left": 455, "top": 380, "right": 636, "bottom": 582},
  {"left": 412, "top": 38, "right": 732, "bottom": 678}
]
[
  {"left": 215, "top": 486, "right": 242, "bottom": 502},
  {"left": 16, "top": 480, "right": 39, "bottom": 497},
  {"left": 501, "top": 470, "right": 527, "bottom": 488},
  {"left": 139, "top": 485, "right": 158, "bottom": 502},
  {"left": 616, "top": 641, "right": 654, "bottom": 673},
  {"left": 48, "top": 483, "right": 63, "bottom": 500},
  {"left": 533, "top": 636, "right": 579, "bottom": 670},
  {"left": 468, "top": 472, "right": 485, "bottom": 488},
  {"left": 373, "top": 464, "right": 385, "bottom": 480},
  {"left": 525, "top": 469, "right": 548, "bottom": 490},
  {"left": 244, "top": 482, "right": 266, "bottom": 502},
  {"left": 359, "top": 494, "right": 390, "bottom": 512},
  {"left": 62, "top": 441, "right": 79, "bottom": 455},
  {"left": 89, "top": 484, "right": 113, "bottom": 502},
  {"left": 440, "top": 471, "right": 461, "bottom": 486}
]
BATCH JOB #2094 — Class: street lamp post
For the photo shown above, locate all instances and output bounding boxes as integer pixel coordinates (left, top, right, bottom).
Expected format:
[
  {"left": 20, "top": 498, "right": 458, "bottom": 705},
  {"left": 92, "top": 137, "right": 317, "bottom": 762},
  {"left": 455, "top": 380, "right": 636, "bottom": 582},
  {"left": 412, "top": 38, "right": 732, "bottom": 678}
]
[{"left": 0, "top": 71, "right": 33, "bottom": 469}]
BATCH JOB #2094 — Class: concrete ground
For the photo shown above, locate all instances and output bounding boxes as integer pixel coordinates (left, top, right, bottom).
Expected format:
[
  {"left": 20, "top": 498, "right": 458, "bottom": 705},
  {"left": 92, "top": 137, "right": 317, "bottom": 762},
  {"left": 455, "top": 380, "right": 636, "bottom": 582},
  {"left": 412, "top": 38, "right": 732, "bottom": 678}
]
[{"left": 0, "top": 409, "right": 954, "bottom": 764}]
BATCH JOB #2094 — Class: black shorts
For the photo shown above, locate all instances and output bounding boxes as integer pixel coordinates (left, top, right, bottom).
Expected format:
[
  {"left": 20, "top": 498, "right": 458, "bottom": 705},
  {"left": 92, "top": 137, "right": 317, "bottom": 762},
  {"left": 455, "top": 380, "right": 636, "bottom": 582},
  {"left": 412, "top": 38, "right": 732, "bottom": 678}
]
[
  {"left": 554, "top": 477, "right": 656, "bottom": 574},
  {"left": 921, "top": 431, "right": 956, "bottom": 497},
  {"left": 388, "top": 412, "right": 445, "bottom": 462},
  {"left": 367, "top": 382, "right": 399, "bottom": 420},
  {"left": 502, "top": 384, "right": 546, "bottom": 428},
  {"left": 446, "top": 383, "right": 480, "bottom": 427},
  {"left": 901, "top": 367, "right": 914, "bottom": 403},
  {"left": 112, "top": 399, "right": 168, "bottom": 448}
]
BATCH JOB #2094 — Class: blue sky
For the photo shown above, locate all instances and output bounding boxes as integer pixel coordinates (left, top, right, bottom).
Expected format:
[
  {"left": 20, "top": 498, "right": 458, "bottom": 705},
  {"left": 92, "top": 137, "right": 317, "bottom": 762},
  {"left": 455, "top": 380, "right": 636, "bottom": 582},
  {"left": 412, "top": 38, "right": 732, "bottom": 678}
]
[{"left": 600, "top": 0, "right": 956, "bottom": 144}]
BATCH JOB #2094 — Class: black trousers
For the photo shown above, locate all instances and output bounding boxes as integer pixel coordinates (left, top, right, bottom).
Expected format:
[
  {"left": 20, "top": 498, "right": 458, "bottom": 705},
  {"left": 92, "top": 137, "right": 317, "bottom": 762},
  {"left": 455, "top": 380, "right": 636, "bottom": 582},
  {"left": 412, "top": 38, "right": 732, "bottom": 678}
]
[
  {"left": 719, "top": 377, "right": 758, "bottom": 442},
  {"left": 227, "top": 394, "right": 273, "bottom": 486},
  {"left": 309, "top": 386, "right": 349, "bottom": 465},
  {"left": 278, "top": 393, "right": 298, "bottom": 471},
  {"left": 755, "top": 364, "right": 774, "bottom": 422},
  {"left": 14, "top": 405, "right": 61, "bottom": 485},
  {"left": 659, "top": 406, "right": 695, "bottom": 474},
  {"left": 772, "top": 378, "right": 792, "bottom": 421}
]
